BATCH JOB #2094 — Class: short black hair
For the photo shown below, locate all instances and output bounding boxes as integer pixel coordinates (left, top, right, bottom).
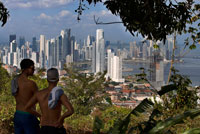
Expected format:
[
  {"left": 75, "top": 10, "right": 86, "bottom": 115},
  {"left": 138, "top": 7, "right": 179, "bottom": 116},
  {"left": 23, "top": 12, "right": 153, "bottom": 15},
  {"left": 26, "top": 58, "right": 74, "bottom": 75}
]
[{"left": 20, "top": 59, "right": 34, "bottom": 70}]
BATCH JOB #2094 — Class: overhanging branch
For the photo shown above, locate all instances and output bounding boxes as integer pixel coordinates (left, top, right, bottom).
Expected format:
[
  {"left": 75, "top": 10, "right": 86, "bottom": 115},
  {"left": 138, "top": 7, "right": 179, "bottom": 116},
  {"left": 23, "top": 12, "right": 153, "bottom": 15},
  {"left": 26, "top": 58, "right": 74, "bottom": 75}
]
[{"left": 94, "top": 15, "right": 123, "bottom": 25}]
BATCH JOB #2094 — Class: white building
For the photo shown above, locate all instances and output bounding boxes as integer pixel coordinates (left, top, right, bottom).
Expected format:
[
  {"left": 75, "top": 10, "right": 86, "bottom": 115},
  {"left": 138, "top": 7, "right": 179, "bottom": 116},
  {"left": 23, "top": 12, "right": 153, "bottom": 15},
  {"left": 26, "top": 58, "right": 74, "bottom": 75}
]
[
  {"left": 39, "top": 35, "right": 46, "bottom": 68},
  {"left": 10, "top": 40, "right": 17, "bottom": 53},
  {"left": 107, "top": 49, "right": 124, "bottom": 83},
  {"left": 13, "top": 52, "right": 18, "bottom": 67},
  {"left": 94, "top": 29, "right": 105, "bottom": 73}
]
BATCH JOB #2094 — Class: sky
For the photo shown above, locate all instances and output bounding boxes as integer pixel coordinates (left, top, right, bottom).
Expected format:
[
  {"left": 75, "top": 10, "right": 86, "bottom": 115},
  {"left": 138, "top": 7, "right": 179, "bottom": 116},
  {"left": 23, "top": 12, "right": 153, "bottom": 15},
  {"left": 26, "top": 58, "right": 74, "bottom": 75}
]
[{"left": 0, "top": 0, "right": 140, "bottom": 44}]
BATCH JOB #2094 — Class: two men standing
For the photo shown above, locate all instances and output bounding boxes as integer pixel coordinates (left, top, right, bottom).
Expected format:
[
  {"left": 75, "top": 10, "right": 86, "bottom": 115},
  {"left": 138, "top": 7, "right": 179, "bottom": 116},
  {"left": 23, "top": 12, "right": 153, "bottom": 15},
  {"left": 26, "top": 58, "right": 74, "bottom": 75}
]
[{"left": 11, "top": 59, "right": 74, "bottom": 134}]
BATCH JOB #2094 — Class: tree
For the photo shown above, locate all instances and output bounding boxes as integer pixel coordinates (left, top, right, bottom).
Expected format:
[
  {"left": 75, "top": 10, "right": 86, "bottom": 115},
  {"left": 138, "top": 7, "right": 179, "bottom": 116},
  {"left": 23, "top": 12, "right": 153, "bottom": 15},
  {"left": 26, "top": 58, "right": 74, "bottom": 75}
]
[
  {"left": 0, "top": 63, "right": 11, "bottom": 91},
  {"left": 77, "top": 0, "right": 199, "bottom": 43},
  {"left": 0, "top": 1, "right": 9, "bottom": 27},
  {"left": 62, "top": 67, "right": 111, "bottom": 115}
]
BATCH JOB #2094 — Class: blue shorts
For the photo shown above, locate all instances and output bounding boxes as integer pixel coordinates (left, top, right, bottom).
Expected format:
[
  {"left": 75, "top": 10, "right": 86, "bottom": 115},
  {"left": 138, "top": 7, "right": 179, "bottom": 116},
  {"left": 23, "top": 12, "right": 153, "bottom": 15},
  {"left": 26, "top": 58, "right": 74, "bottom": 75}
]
[{"left": 14, "top": 110, "right": 40, "bottom": 134}]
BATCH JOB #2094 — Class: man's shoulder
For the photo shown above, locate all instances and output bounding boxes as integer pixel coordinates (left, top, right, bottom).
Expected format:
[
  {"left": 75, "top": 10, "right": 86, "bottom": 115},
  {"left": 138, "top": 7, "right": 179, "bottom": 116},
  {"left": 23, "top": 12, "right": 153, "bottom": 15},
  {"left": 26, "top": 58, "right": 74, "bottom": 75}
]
[
  {"left": 37, "top": 88, "right": 48, "bottom": 94},
  {"left": 27, "top": 79, "right": 37, "bottom": 86}
]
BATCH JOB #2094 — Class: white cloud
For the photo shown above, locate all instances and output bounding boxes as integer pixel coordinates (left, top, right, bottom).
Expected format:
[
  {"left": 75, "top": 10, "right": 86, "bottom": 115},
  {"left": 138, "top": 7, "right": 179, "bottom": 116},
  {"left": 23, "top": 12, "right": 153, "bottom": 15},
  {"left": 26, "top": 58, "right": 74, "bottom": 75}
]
[
  {"left": 58, "top": 10, "right": 71, "bottom": 17},
  {"left": 2, "top": 0, "right": 73, "bottom": 9},
  {"left": 37, "top": 13, "right": 52, "bottom": 20},
  {"left": 35, "top": 10, "right": 74, "bottom": 22}
]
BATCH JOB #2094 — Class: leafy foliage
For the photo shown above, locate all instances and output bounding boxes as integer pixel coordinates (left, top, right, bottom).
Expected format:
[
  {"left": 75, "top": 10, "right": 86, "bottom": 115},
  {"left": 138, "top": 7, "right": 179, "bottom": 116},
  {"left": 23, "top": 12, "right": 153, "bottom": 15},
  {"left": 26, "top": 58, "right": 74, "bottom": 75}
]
[
  {"left": 182, "top": 128, "right": 200, "bottom": 134},
  {"left": 167, "top": 67, "right": 198, "bottom": 110},
  {"left": 0, "top": 64, "right": 11, "bottom": 91},
  {"left": 78, "top": 0, "right": 198, "bottom": 42},
  {"left": 149, "top": 109, "right": 200, "bottom": 134},
  {"left": 0, "top": 64, "right": 14, "bottom": 134},
  {"left": 0, "top": 1, "right": 9, "bottom": 27},
  {"left": 184, "top": 4, "right": 200, "bottom": 49},
  {"left": 62, "top": 67, "right": 110, "bottom": 115}
]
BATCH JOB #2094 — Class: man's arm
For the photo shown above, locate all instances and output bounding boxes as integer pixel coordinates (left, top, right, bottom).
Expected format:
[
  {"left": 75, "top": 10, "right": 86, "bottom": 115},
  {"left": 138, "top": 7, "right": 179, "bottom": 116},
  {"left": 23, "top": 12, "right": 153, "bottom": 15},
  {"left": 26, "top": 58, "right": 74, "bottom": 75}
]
[
  {"left": 25, "top": 93, "right": 41, "bottom": 118},
  {"left": 56, "top": 94, "right": 74, "bottom": 127},
  {"left": 31, "top": 81, "right": 39, "bottom": 93}
]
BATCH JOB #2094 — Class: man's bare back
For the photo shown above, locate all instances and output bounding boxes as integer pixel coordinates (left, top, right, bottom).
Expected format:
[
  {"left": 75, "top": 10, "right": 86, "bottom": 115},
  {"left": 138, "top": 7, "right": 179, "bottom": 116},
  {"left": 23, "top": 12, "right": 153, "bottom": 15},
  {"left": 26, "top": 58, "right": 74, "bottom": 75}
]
[
  {"left": 15, "top": 74, "right": 38, "bottom": 112},
  {"left": 35, "top": 87, "right": 62, "bottom": 127}
]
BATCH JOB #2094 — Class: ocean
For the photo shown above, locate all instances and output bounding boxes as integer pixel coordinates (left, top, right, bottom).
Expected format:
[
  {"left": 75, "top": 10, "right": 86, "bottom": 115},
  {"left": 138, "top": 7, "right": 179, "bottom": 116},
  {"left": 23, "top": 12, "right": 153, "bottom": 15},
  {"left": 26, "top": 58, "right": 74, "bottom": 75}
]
[{"left": 123, "top": 57, "right": 200, "bottom": 86}]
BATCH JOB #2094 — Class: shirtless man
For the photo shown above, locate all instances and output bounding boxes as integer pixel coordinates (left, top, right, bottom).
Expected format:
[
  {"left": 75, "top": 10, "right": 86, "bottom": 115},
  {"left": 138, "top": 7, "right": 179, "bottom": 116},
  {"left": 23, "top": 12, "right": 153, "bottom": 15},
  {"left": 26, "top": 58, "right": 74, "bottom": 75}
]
[
  {"left": 12, "top": 59, "right": 40, "bottom": 134},
  {"left": 25, "top": 68, "right": 74, "bottom": 134}
]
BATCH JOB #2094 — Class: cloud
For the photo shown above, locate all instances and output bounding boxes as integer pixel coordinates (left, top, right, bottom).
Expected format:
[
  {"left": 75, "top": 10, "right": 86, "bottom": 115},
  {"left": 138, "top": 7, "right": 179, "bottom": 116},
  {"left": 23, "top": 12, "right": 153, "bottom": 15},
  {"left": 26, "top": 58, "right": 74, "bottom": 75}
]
[
  {"left": 2, "top": 0, "right": 73, "bottom": 9},
  {"left": 35, "top": 10, "right": 73, "bottom": 22},
  {"left": 58, "top": 10, "right": 71, "bottom": 17},
  {"left": 37, "top": 13, "right": 52, "bottom": 20}
]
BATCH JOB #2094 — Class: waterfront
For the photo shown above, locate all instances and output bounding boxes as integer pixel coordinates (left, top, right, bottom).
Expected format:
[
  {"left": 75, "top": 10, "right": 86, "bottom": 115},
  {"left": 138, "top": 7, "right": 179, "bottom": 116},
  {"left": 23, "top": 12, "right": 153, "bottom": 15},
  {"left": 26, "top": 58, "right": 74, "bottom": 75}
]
[{"left": 123, "top": 57, "right": 200, "bottom": 86}]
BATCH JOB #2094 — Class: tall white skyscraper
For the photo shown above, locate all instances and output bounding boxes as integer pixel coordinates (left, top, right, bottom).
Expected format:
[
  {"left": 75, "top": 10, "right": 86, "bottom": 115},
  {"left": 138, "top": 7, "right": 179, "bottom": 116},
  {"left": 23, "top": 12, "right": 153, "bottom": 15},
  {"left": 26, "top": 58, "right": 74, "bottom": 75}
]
[
  {"left": 40, "top": 35, "right": 46, "bottom": 68},
  {"left": 40, "top": 35, "right": 45, "bottom": 56},
  {"left": 60, "top": 30, "right": 67, "bottom": 60},
  {"left": 107, "top": 49, "right": 114, "bottom": 77},
  {"left": 10, "top": 40, "right": 17, "bottom": 53},
  {"left": 107, "top": 49, "right": 124, "bottom": 82},
  {"left": 95, "top": 29, "right": 105, "bottom": 73},
  {"left": 13, "top": 52, "right": 18, "bottom": 67}
]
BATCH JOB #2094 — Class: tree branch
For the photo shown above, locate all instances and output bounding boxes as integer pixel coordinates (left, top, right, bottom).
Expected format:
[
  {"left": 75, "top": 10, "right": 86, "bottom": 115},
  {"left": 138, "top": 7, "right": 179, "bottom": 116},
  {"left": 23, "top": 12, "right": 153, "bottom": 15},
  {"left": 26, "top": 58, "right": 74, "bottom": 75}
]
[{"left": 94, "top": 15, "right": 123, "bottom": 25}]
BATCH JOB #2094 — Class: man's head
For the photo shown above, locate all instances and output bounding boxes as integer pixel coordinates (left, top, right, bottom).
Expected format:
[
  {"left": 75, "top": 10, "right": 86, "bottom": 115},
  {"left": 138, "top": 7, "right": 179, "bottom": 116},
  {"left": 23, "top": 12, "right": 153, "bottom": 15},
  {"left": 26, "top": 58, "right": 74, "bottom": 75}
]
[
  {"left": 20, "top": 59, "right": 35, "bottom": 76},
  {"left": 47, "top": 68, "right": 59, "bottom": 83}
]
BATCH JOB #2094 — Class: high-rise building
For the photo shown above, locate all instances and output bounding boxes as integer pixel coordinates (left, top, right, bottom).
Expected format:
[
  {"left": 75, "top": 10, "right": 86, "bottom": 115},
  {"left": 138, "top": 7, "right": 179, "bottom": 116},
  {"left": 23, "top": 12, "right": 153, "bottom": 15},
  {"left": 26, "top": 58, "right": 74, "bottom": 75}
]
[
  {"left": 50, "top": 38, "right": 56, "bottom": 66},
  {"left": 94, "top": 29, "right": 105, "bottom": 73},
  {"left": 32, "top": 37, "right": 37, "bottom": 52},
  {"left": 71, "top": 36, "right": 75, "bottom": 62},
  {"left": 142, "top": 43, "right": 148, "bottom": 60},
  {"left": 92, "top": 42, "right": 96, "bottom": 73},
  {"left": 9, "top": 34, "right": 16, "bottom": 43},
  {"left": 45, "top": 40, "right": 51, "bottom": 68},
  {"left": 65, "top": 29, "right": 71, "bottom": 55},
  {"left": 40, "top": 35, "right": 46, "bottom": 68},
  {"left": 56, "top": 35, "right": 62, "bottom": 66},
  {"left": 40, "top": 35, "right": 45, "bottom": 56},
  {"left": 107, "top": 49, "right": 114, "bottom": 78},
  {"left": 19, "top": 36, "right": 25, "bottom": 49},
  {"left": 129, "top": 42, "right": 134, "bottom": 58},
  {"left": 13, "top": 52, "right": 18, "bottom": 67},
  {"left": 8, "top": 52, "right": 13, "bottom": 65},
  {"left": 60, "top": 30, "right": 67, "bottom": 60},
  {"left": 149, "top": 50, "right": 164, "bottom": 90},
  {"left": 10, "top": 40, "right": 17, "bottom": 53},
  {"left": 107, "top": 49, "right": 124, "bottom": 82}
]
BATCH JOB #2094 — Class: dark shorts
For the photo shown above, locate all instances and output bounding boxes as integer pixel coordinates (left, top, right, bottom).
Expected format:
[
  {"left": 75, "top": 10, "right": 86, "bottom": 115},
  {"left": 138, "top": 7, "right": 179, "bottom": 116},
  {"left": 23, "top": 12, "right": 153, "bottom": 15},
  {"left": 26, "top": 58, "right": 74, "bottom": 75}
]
[
  {"left": 41, "top": 126, "right": 66, "bottom": 134},
  {"left": 14, "top": 110, "right": 40, "bottom": 134}
]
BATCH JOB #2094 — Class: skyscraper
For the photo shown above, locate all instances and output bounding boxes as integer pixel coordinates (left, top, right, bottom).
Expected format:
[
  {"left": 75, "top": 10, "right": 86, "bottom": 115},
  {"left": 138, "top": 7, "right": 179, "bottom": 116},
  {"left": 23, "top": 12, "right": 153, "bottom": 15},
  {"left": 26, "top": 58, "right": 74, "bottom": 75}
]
[
  {"left": 65, "top": 29, "right": 71, "bottom": 56},
  {"left": 60, "top": 30, "right": 67, "bottom": 60},
  {"left": 107, "top": 49, "right": 114, "bottom": 78},
  {"left": 95, "top": 29, "right": 105, "bottom": 73},
  {"left": 9, "top": 34, "right": 16, "bottom": 43},
  {"left": 32, "top": 37, "right": 37, "bottom": 52},
  {"left": 149, "top": 50, "right": 164, "bottom": 90},
  {"left": 19, "top": 36, "right": 25, "bottom": 49},
  {"left": 40, "top": 35, "right": 46, "bottom": 68},
  {"left": 10, "top": 40, "right": 17, "bottom": 53},
  {"left": 107, "top": 49, "right": 124, "bottom": 82},
  {"left": 56, "top": 35, "right": 62, "bottom": 66}
]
